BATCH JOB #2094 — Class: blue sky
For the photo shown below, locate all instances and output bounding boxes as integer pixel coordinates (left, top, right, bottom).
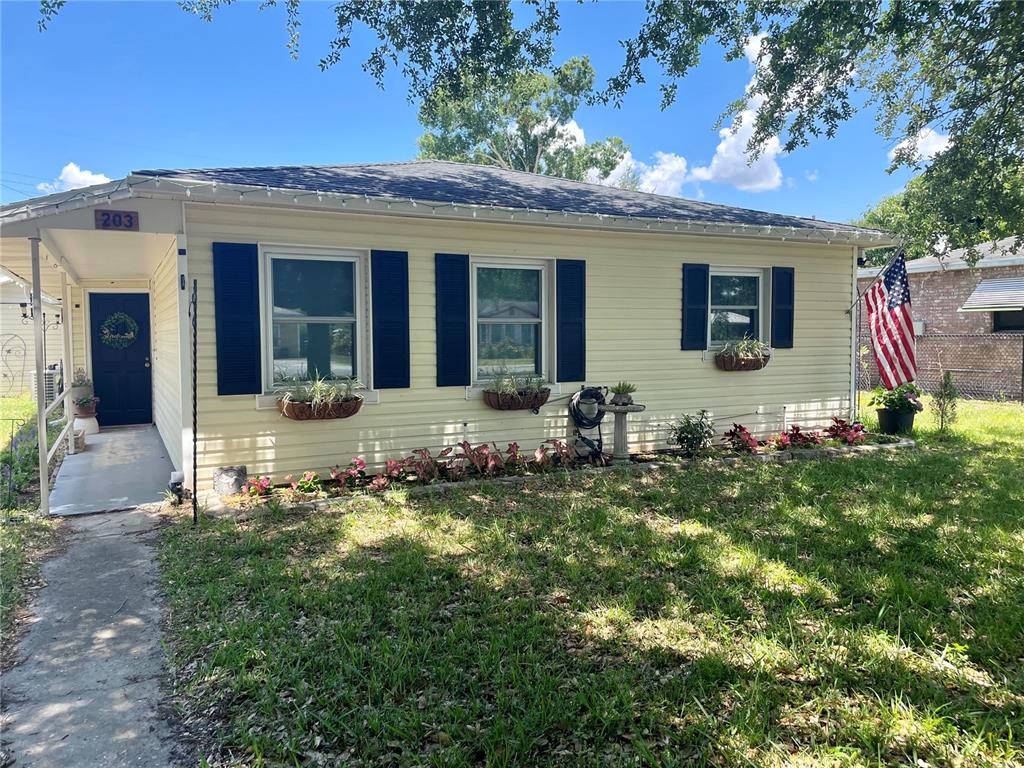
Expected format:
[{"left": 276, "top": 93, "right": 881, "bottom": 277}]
[{"left": 2, "top": 1, "right": 921, "bottom": 223}]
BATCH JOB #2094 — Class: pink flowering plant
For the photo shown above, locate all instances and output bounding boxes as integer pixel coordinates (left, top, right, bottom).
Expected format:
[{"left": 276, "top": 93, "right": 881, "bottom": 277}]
[
  {"left": 825, "top": 417, "right": 867, "bottom": 445},
  {"left": 286, "top": 471, "right": 322, "bottom": 495},
  {"left": 723, "top": 424, "right": 760, "bottom": 453},
  {"left": 242, "top": 476, "right": 273, "bottom": 497}
]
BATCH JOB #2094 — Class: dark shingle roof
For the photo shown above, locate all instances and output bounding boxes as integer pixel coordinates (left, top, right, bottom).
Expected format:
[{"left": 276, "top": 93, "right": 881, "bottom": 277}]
[{"left": 133, "top": 159, "right": 878, "bottom": 235}]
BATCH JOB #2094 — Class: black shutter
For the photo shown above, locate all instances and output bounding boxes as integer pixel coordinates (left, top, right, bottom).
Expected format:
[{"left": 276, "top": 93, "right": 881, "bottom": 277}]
[
  {"left": 371, "top": 250, "right": 410, "bottom": 389},
  {"left": 435, "top": 253, "right": 471, "bottom": 386},
  {"left": 771, "top": 266, "right": 795, "bottom": 349},
  {"left": 556, "top": 259, "right": 586, "bottom": 382},
  {"left": 212, "top": 242, "right": 262, "bottom": 395},
  {"left": 681, "top": 263, "right": 709, "bottom": 350}
]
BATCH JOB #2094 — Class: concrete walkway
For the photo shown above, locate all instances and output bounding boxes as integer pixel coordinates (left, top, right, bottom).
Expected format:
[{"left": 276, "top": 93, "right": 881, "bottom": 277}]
[
  {"left": 0, "top": 509, "right": 182, "bottom": 767},
  {"left": 49, "top": 427, "right": 173, "bottom": 516}
]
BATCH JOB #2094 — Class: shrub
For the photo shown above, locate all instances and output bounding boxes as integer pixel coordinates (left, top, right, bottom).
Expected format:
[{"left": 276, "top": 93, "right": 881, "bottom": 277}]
[
  {"left": 933, "top": 371, "right": 959, "bottom": 433},
  {"left": 825, "top": 417, "right": 866, "bottom": 445},
  {"left": 666, "top": 410, "right": 715, "bottom": 457},
  {"left": 782, "top": 425, "right": 823, "bottom": 448},
  {"left": 722, "top": 424, "right": 759, "bottom": 453}
]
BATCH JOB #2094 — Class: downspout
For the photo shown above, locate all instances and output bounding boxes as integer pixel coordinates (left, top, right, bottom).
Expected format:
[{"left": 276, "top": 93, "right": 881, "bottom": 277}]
[
  {"left": 30, "top": 235, "right": 49, "bottom": 515},
  {"left": 850, "top": 247, "right": 861, "bottom": 421}
]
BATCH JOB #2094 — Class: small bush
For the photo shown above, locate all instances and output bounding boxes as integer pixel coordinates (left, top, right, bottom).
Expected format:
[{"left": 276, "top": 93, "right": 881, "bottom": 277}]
[
  {"left": 825, "top": 417, "right": 866, "bottom": 445},
  {"left": 934, "top": 371, "right": 959, "bottom": 433},
  {"left": 666, "top": 410, "right": 715, "bottom": 457}
]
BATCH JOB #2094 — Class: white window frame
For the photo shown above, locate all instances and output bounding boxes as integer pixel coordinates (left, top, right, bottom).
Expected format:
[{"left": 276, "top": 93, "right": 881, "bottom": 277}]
[
  {"left": 259, "top": 245, "right": 370, "bottom": 394},
  {"left": 707, "top": 266, "right": 769, "bottom": 349},
  {"left": 470, "top": 257, "right": 552, "bottom": 385}
]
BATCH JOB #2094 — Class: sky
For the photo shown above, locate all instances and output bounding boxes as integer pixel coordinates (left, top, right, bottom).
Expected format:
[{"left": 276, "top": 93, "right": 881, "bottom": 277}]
[{"left": 1, "top": 1, "right": 937, "bottom": 224}]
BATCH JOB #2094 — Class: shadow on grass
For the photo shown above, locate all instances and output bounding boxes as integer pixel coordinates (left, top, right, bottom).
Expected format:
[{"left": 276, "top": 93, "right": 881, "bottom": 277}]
[{"left": 161, "top": 432, "right": 1024, "bottom": 766}]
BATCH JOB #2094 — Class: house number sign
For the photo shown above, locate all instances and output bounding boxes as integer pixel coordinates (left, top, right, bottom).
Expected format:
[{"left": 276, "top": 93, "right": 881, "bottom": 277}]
[{"left": 94, "top": 209, "right": 140, "bottom": 231}]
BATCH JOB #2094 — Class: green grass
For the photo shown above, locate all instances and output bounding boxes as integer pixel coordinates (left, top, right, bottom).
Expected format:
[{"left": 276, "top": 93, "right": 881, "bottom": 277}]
[
  {"left": 0, "top": 394, "right": 36, "bottom": 452},
  {"left": 0, "top": 512, "right": 62, "bottom": 664},
  {"left": 161, "top": 401, "right": 1024, "bottom": 767}
]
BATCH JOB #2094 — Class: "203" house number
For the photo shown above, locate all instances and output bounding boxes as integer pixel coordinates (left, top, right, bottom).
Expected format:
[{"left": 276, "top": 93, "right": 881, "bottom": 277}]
[{"left": 94, "top": 209, "right": 140, "bottom": 231}]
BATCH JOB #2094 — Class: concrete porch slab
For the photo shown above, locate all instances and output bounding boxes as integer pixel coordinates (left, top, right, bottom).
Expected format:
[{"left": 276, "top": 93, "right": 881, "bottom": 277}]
[{"left": 49, "top": 426, "right": 173, "bottom": 516}]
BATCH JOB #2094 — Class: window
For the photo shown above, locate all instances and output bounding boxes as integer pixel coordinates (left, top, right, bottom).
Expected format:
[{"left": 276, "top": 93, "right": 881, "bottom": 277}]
[
  {"left": 994, "top": 309, "right": 1024, "bottom": 332},
  {"left": 473, "top": 263, "right": 546, "bottom": 380},
  {"left": 709, "top": 270, "right": 764, "bottom": 346},
  {"left": 264, "top": 250, "right": 362, "bottom": 386}
]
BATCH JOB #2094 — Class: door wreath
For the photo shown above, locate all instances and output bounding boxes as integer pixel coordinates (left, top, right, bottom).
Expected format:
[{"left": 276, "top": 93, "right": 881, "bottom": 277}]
[{"left": 99, "top": 311, "right": 139, "bottom": 348}]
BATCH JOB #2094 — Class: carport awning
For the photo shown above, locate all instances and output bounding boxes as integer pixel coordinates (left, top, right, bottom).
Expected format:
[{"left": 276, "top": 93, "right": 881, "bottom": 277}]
[{"left": 960, "top": 277, "right": 1024, "bottom": 312}]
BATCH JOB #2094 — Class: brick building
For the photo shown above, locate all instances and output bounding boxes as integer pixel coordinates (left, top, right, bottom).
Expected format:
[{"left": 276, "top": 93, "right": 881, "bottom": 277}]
[{"left": 858, "top": 237, "right": 1024, "bottom": 399}]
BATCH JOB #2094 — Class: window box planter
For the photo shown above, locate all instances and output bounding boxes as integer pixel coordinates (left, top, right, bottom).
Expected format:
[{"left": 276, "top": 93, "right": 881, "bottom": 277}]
[
  {"left": 714, "top": 353, "right": 770, "bottom": 371},
  {"left": 875, "top": 408, "right": 916, "bottom": 435},
  {"left": 277, "top": 397, "right": 363, "bottom": 421},
  {"left": 482, "top": 388, "right": 551, "bottom": 411}
]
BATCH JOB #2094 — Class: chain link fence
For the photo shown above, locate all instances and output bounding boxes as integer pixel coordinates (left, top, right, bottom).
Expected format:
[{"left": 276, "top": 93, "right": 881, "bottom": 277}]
[{"left": 857, "top": 333, "right": 1024, "bottom": 401}]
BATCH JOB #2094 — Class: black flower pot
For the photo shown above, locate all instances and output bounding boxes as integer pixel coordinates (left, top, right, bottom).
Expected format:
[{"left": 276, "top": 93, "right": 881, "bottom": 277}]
[{"left": 876, "top": 408, "right": 915, "bottom": 435}]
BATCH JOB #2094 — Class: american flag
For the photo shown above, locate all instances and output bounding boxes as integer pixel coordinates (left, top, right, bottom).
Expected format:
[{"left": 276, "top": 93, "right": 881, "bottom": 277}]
[{"left": 865, "top": 251, "right": 917, "bottom": 389}]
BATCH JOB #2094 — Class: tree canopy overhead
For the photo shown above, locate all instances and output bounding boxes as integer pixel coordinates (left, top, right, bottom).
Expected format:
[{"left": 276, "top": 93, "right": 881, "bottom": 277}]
[
  {"left": 37, "top": 0, "right": 1024, "bottom": 257},
  {"left": 417, "top": 57, "right": 630, "bottom": 183}
]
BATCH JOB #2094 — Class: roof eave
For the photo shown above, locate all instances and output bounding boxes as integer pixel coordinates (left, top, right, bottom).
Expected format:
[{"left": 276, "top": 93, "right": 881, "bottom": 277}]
[{"left": 2, "top": 174, "right": 895, "bottom": 247}]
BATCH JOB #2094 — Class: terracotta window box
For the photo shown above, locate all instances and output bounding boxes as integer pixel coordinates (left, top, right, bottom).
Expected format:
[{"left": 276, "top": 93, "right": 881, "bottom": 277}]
[{"left": 277, "top": 397, "right": 363, "bottom": 420}]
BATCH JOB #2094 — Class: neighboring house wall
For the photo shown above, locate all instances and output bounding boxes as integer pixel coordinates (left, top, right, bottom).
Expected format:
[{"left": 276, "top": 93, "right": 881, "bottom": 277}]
[
  {"left": 857, "top": 263, "right": 1024, "bottom": 398},
  {"left": 1, "top": 282, "right": 64, "bottom": 397},
  {"left": 151, "top": 244, "right": 182, "bottom": 469},
  {"left": 186, "top": 203, "right": 857, "bottom": 489}
]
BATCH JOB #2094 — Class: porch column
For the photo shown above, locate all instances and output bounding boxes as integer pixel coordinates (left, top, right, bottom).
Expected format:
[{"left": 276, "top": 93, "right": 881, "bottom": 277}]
[
  {"left": 61, "top": 272, "right": 76, "bottom": 455},
  {"left": 30, "top": 236, "right": 50, "bottom": 515}
]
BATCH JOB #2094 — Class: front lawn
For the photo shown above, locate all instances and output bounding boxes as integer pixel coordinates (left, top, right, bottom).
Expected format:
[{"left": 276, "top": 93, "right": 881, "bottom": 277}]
[{"left": 161, "top": 401, "right": 1024, "bottom": 767}]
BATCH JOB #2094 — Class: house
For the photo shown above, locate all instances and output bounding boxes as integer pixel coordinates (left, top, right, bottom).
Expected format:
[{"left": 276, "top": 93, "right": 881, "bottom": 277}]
[
  {"left": 0, "top": 160, "right": 892, "bottom": 512},
  {"left": 857, "top": 238, "right": 1024, "bottom": 398},
  {"left": 1, "top": 270, "right": 63, "bottom": 399}
]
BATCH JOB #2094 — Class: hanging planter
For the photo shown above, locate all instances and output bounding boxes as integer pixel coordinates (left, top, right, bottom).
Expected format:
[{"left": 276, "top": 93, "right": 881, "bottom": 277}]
[
  {"left": 482, "top": 388, "right": 551, "bottom": 411},
  {"left": 713, "top": 338, "right": 771, "bottom": 372},
  {"left": 275, "top": 376, "right": 364, "bottom": 421},
  {"left": 277, "top": 397, "right": 363, "bottom": 420}
]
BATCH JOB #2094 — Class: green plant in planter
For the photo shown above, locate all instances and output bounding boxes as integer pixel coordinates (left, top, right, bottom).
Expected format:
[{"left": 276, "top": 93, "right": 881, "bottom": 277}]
[
  {"left": 276, "top": 375, "right": 364, "bottom": 419},
  {"left": 73, "top": 395, "right": 100, "bottom": 415},
  {"left": 868, "top": 382, "right": 924, "bottom": 434},
  {"left": 719, "top": 336, "right": 771, "bottom": 361},
  {"left": 610, "top": 380, "right": 637, "bottom": 405},
  {"left": 666, "top": 410, "right": 715, "bottom": 457},
  {"left": 71, "top": 368, "right": 92, "bottom": 387}
]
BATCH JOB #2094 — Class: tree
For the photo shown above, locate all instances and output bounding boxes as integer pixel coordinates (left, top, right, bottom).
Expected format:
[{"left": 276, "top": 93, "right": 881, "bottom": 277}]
[
  {"left": 855, "top": 170, "right": 1023, "bottom": 266},
  {"left": 933, "top": 370, "right": 959, "bottom": 435},
  {"left": 417, "top": 58, "right": 630, "bottom": 183},
  {"left": 37, "top": 1, "right": 1024, "bottom": 255}
]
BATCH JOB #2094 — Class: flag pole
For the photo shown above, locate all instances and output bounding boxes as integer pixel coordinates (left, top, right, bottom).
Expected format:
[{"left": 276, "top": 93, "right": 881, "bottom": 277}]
[{"left": 845, "top": 244, "right": 906, "bottom": 314}]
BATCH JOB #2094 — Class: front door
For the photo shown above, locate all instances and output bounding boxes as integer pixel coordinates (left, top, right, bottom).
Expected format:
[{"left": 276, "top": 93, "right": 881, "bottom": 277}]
[{"left": 89, "top": 293, "right": 152, "bottom": 426}]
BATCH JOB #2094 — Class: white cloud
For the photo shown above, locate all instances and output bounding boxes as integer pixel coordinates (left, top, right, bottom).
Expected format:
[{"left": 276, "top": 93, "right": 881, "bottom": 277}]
[
  {"left": 591, "top": 150, "right": 690, "bottom": 197},
  {"left": 688, "top": 103, "right": 783, "bottom": 192},
  {"left": 805, "top": 169, "right": 819, "bottom": 182},
  {"left": 37, "top": 162, "right": 111, "bottom": 194},
  {"left": 888, "top": 127, "right": 950, "bottom": 163},
  {"left": 743, "top": 33, "right": 766, "bottom": 65}
]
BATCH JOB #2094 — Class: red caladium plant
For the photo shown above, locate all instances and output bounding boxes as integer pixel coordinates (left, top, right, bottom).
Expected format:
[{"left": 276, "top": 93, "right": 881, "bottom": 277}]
[
  {"left": 723, "top": 424, "right": 759, "bottom": 453},
  {"left": 825, "top": 417, "right": 867, "bottom": 445}
]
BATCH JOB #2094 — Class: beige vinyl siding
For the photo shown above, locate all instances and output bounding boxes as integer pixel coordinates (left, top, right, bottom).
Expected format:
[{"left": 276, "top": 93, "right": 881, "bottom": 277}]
[
  {"left": 150, "top": 244, "right": 182, "bottom": 468},
  {"left": 186, "top": 203, "right": 855, "bottom": 489}
]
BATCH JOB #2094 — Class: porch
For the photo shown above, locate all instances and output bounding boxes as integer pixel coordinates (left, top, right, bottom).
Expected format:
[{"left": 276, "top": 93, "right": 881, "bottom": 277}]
[
  {"left": 48, "top": 426, "right": 173, "bottom": 515},
  {"left": 0, "top": 189, "right": 189, "bottom": 514}
]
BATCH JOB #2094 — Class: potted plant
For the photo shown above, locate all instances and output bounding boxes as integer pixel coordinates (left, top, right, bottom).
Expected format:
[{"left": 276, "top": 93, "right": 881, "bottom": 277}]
[
  {"left": 74, "top": 395, "right": 99, "bottom": 418},
  {"left": 868, "top": 383, "right": 924, "bottom": 434},
  {"left": 609, "top": 381, "right": 637, "bottom": 406},
  {"left": 276, "top": 376, "right": 364, "bottom": 420},
  {"left": 714, "top": 336, "right": 771, "bottom": 371},
  {"left": 482, "top": 370, "right": 551, "bottom": 411},
  {"left": 70, "top": 368, "right": 93, "bottom": 402}
]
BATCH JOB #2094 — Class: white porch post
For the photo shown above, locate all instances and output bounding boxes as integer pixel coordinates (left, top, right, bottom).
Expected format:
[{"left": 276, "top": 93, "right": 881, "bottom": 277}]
[
  {"left": 30, "top": 235, "right": 50, "bottom": 515},
  {"left": 61, "top": 271, "right": 76, "bottom": 455}
]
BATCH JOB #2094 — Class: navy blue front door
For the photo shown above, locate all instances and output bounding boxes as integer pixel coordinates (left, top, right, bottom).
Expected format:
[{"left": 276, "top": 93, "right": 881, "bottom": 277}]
[{"left": 89, "top": 293, "right": 152, "bottom": 426}]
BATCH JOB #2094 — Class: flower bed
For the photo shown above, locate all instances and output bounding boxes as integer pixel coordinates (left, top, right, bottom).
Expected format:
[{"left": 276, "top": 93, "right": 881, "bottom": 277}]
[{"left": 220, "top": 416, "right": 913, "bottom": 512}]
